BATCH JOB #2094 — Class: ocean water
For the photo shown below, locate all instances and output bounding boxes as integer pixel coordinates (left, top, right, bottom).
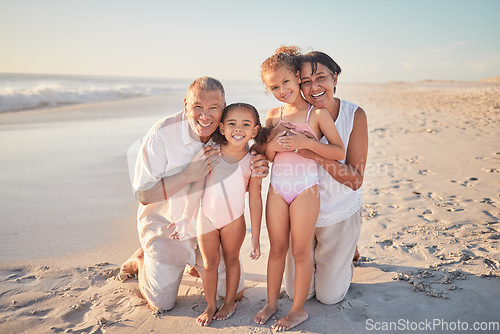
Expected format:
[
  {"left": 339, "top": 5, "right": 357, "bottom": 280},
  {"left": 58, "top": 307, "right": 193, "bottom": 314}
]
[{"left": 0, "top": 73, "right": 192, "bottom": 113}]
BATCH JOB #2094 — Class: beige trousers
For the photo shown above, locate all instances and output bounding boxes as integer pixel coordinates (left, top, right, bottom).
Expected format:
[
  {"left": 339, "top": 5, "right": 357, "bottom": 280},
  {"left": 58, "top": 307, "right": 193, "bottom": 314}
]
[
  {"left": 284, "top": 209, "right": 362, "bottom": 304},
  {"left": 140, "top": 245, "right": 245, "bottom": 311}
]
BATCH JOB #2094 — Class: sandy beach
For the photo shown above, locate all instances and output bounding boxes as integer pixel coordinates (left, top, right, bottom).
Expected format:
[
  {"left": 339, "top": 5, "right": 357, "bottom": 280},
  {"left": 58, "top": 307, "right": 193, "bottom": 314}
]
[{"left": 1, "top": 80, "right": 499, "bottom": 333}]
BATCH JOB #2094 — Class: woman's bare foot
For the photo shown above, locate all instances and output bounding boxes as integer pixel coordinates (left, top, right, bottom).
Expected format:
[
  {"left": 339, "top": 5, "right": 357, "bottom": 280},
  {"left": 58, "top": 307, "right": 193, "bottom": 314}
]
[
  {"left": 271, "top": 310, "right": 308, "bottom": 331},
  {"left": 213, "top": 302, "right": 236, "bottom": 320},
  {"left": 120, "top": 248, "right": 143, "bottom": 275},
  {"left": 353, "top": 246, "right": 360, "bottom": 262},
  {"left": 196, "top": 306, "right": 217, "bottom": 326},
  {"left": 253, "top": 303, "right": 277, "bottom": 325}
]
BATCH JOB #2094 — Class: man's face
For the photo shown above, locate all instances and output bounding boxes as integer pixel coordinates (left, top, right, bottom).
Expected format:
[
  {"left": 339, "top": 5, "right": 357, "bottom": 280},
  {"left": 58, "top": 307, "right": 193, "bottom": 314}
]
[{"left": 184, "top": 87, "right": 225, "bottom": 143}]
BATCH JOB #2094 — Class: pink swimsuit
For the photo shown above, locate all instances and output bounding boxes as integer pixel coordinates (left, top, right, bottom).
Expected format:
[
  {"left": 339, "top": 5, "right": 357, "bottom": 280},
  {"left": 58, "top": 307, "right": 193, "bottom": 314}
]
[
  {"left": 202, "top": 152, "right": 252, "bottom": 229},
  {"left": 270, "top": 105, "right": 319, "bottom": 204}
]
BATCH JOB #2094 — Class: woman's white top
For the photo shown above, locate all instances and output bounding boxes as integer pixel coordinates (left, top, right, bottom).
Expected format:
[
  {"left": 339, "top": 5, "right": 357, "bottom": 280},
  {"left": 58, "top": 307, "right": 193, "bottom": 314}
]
[{"left": 316, "top": 99, "right": 363, "bottom": 227}]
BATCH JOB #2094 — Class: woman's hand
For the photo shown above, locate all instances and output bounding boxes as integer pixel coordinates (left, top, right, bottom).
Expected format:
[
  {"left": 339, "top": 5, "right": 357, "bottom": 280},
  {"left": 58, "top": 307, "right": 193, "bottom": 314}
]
[
  {"left": 269, "top": 122, "right": 294, "bottom": 140},
  {"left": 267, "top": 130, "right": 288, "bottom": 153},
  {"left": 277, "top": 129, "right": 315, "bottom": 151}
]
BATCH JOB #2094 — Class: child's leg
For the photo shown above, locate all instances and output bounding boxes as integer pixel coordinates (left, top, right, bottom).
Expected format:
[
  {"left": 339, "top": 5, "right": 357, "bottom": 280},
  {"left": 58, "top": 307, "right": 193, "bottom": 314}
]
[
  {"left": 254, "top": 187, "right": 290, "bottom": 325},
  {"left": 196, "top": 228, "right": 221, "bottom": 326},
  {"left": 213, "top": 215, "right": 246, "bottom": 320},
  {"left": 272, "top": 186, "right": 319, "bottom": 331}
]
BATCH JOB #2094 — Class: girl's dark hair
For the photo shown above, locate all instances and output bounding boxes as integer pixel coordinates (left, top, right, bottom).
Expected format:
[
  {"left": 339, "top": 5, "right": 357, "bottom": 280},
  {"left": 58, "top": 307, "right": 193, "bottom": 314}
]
[
  {"left": 300, "top": 51, "right": 342, "bottom": 93},
  {"left": 212, "top": 103, "right": 268, "bottom": 145},
  {"left": 261, "top": 45, "right": 301, "bottom": 83}
]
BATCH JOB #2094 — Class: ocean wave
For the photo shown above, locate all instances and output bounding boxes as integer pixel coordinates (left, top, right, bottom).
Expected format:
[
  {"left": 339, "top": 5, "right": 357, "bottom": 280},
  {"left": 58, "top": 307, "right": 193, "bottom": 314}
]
[
  {"left": 0, "top": 83, "right": 180, "bottom": 113},
  {"left": 0, "top": 73, "right": 192, "bottom": 113}
]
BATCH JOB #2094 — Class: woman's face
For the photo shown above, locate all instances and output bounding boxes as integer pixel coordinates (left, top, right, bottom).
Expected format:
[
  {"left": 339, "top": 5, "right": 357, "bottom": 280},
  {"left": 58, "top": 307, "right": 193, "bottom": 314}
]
[{"left": 300, "top": 62, "right": 337, "bottom": 109}]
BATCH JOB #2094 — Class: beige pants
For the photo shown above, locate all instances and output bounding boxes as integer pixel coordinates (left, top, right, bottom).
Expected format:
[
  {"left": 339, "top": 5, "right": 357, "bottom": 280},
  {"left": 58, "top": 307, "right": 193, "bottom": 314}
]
[
  {"left": 284, "top": 209, "right": 362, "bottom": 304},
  {"left": 140, "top": 244, "right": 245, "bottom": 311}
]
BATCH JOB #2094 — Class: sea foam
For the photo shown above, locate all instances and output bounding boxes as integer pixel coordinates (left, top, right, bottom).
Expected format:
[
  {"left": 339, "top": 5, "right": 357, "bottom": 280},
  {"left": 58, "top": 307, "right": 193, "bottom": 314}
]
[{"left": 0, "top": 73, "right": 189, "bottom": 113}]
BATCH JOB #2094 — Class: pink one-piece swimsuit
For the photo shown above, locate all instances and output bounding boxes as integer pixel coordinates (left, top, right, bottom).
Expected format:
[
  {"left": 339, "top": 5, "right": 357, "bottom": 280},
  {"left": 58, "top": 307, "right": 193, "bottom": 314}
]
[{"left": 270, "top": 104, "right": 319, "bottom": 204}]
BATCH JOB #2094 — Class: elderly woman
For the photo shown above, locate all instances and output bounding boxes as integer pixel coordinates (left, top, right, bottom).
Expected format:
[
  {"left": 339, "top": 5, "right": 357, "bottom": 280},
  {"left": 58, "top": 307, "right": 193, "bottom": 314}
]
[{"left": 284, "top": 51, "right": 368, "bottom": 305}]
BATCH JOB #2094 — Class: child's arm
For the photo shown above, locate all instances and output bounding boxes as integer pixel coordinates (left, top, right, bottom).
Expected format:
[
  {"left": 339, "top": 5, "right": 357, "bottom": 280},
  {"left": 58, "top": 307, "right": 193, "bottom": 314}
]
[
  {"left": 248, "top": 176, "right": 262, "bottom": 260},
  {"left": 169, "top": 177, "right": 204, "bottom": 239},
  {"left": 263, "top": 109, "right": 287, "bottom": 162},
  {"left": 279, "top": 109, "right": 345, "bottom": 161}
]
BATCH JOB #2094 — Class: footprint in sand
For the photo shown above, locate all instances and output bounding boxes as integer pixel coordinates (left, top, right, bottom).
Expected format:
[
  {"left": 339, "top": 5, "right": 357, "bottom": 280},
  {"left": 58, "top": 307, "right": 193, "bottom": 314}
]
[
  {"left": 60, "top": 300, "right": 92, "bottom": 323},
  {"left": 483, "top": 168, "right": 499, "bottom": 173},
  {"left": 460, "top": 177, "right": 479, "bottom": 187},
  {"left": 479, "top": 198, "right": 495, "bottom": 205},
  {"left": 339, "top": 299, "right": 368, "bottom": 322}
]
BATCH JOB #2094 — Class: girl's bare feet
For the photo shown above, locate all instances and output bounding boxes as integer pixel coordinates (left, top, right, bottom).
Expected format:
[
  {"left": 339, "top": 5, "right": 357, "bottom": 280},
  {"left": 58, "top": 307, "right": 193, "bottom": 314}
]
[
  {"left": 196, "top": 306, "right": 217, "bottom": 326},
  {"left": 271, "top": 310, "right": 308, "bottom": 331},
  {"left": 213, "top": 302, "right": 236, "bottom": 320},
  {"left": 253, "top": 303, "right": 277, "bottom": 325},
  {"left": 120, "top": 248, "right": 143, "bottom": 275}
]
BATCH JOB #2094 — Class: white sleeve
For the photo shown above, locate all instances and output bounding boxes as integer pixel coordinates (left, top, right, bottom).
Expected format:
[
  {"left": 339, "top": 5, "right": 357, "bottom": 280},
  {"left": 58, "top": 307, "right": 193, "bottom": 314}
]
[{"left": 132, "top": 132, "right": 168, "bottom": 193}]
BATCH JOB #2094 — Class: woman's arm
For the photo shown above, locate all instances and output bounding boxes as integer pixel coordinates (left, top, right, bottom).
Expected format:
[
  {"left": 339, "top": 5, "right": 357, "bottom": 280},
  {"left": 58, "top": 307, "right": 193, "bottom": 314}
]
[
  {"left": 298, "top": 108, "right": 368, "bottom": 190},
  {"left": 248, "top": 176, "right": 262, "bottom": 260},
  {"left": 276, "top": 109, "right": 345, "bottom": 161}
]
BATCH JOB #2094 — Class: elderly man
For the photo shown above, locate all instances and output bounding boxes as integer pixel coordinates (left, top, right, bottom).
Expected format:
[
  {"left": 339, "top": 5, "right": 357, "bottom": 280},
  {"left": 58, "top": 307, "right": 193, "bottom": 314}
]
[{"left": 121, "top": 77, "right": 268, "bottom": 311}]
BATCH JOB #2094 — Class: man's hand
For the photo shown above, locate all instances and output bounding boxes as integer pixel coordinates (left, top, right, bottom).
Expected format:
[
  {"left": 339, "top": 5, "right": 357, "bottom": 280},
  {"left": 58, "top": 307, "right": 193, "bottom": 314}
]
[
  {"left": 168, "top": 221, "right": 188, "bottom": 240},
  {"left": 249, "top": 150, "right": 269, "bottom": 178},
  {"left": 184, "top": 145, "right": 221, "bottom": 181}
]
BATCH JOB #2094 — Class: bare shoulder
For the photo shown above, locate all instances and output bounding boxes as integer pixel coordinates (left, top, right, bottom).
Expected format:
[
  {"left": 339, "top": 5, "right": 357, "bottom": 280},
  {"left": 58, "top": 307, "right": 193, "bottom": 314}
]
[
  {"left": 313, "top": 107, "right": 333, "bottom": 123},
  {"left": 266, "top": 107, "right": 281, "bottom": 119},
  {"left": 265, "top": 107, "right": 281, "bottom": 127},
  {"left": 353, "top": 107, "right": 367, "bottom": 125}
]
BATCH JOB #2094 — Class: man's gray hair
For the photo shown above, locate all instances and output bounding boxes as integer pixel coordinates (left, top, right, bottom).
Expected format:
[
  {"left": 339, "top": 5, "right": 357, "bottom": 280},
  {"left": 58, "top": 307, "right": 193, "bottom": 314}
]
[{"left": 188, "top": 76, "right": 225, "bottom": 103}]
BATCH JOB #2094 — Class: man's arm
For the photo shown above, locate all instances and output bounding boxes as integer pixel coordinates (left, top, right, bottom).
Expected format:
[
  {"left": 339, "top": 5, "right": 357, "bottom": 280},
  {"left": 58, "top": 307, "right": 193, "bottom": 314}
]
[{"left": 137, "top": 145, "right": 221, "bottom": 205}]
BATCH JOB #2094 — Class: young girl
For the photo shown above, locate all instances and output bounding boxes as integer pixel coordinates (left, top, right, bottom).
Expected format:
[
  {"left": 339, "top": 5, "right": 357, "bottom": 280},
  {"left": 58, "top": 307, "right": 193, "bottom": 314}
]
[
  {"left": 188, "top": 103, "right": 267, "bottom": 327},
  {"left": 253, "top": 46, "right": 345, "bottom": 331}
]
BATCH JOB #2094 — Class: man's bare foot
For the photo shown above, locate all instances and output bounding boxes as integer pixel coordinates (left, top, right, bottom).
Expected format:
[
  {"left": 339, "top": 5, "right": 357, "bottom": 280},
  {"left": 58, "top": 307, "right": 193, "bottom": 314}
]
[
  {"left": 271, "top": 310, "right": 308, "bottom": 331},
  {"left": 196, "top": 306, "right": 217, "bottom": 326},
  {"left": 253, "top": 303, "right": 277, "bottom": 325},
  {"left": 213, "top": 302, "right": 236, "bottom": 320},
  {"left": 120, "top": 248, "right": 143, "bottom": 275},
  {"left": 353, "top": 246, "right": 360, "bottom": 262},
  {"left": 186, "top": 266, "right": 200, "bottom": 278}
]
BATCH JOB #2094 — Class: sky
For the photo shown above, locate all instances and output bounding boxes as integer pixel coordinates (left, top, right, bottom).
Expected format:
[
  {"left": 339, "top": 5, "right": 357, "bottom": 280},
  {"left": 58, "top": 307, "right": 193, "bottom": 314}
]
[{"left": 1, "top": 0, "right": 499, "bottom": 83}]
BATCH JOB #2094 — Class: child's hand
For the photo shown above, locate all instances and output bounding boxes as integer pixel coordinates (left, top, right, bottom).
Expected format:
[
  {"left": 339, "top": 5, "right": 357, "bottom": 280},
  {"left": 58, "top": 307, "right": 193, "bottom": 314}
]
[
  {"left": 250, "top": 238, "right": 261, "bottom": 260},
  {"left": 168, "top": 221, "right": 188, "bottom": 240}
]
